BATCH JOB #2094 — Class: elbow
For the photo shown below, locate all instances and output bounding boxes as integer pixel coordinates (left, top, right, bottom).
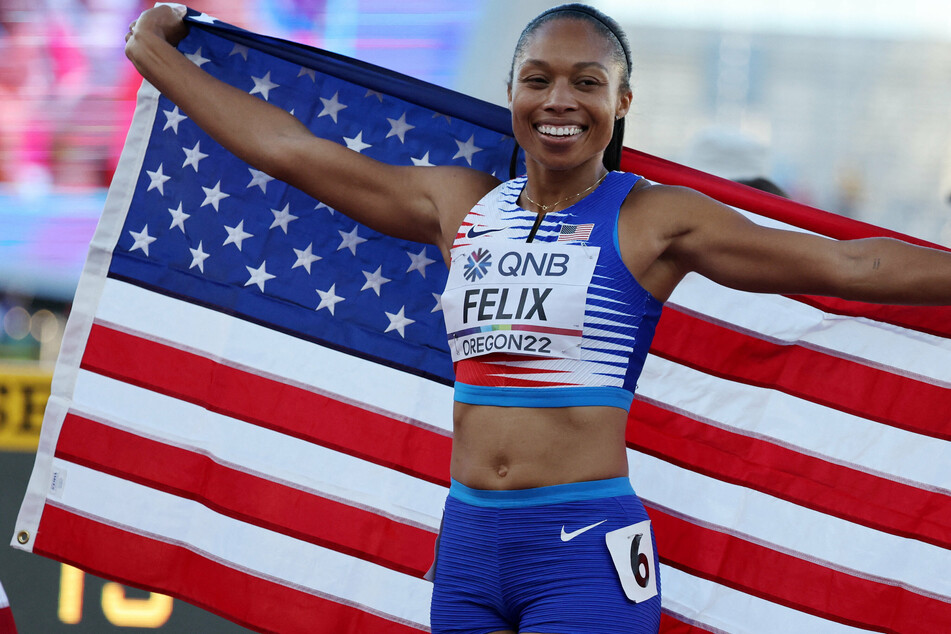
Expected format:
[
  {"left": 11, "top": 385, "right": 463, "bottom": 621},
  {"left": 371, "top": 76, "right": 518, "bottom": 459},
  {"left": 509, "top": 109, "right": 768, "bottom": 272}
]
[{"left": 824, "top": 245, "right": 874, "bottom": 300}]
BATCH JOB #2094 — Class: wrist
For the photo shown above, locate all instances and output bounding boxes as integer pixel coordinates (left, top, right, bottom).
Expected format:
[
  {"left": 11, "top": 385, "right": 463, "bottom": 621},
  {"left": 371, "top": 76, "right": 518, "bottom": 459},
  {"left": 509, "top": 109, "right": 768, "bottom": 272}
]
[{"left": 126, "top": 27, "right": 179, "bottom": 77}]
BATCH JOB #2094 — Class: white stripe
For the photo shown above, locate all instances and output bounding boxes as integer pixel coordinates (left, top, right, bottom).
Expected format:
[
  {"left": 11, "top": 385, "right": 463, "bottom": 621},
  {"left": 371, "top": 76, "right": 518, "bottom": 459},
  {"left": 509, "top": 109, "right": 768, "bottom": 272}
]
[
  {"left": 584, "top": 315, "right": 638, "bottom": 329},
  {"left": 0, "top": 581, "right": 8, "bottom": 610},
  {"left": 630, "top": 451, "right": 951, "bottom": 599},
  {"left": 670, "top": 273, "right": 951, "bottom": 384},
  {"left": 584, "top": 305, "right": 635, "bottom": 317},
  {"left": 639, "top": 355, "right": 951, "bottom": 493},
  {"left": 95, "top": 278, "right": 455, "bottom": 433},
  {"left": 71, "top": 371, "right": 447, "bottom": 530},
  {"left": 661, "top": 565, "right": 871, "bottom": 634},
  {"left": 49, "top": 460, "right": 432, "bottom": 628},
  {"left": 584, "top": 326, "right": 637, "bottom": 346},
  {"left": 588, "top": 283, "right": 633, "bottom": 300}
]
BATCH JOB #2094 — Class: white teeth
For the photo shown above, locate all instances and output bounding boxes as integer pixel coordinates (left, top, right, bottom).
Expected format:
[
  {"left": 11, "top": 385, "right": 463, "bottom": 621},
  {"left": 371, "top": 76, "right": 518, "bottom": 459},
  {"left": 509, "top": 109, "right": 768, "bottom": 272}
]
[{"left": 537, "top": 125, "right": 583, "bottom": 137}]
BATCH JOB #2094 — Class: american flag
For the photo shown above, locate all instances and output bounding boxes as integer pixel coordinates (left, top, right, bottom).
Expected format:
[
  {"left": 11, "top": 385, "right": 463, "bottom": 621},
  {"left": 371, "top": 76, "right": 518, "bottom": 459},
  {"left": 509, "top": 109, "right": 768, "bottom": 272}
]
[
  {"left": 13, "top": 9, "right": 951, "bottom": 634},
  {"left": 556, "top": 222, "right": 595, "bottom": 242}
]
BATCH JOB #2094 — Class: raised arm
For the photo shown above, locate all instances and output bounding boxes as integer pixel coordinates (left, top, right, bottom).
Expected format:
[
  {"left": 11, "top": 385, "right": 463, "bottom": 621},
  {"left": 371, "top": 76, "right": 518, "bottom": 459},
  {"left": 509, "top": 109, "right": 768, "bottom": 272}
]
[
  {"left": 124, "top": 6, "right": 498, "bottom": 259},
  {"left": 628, "top": 185, "right": 951, "bottom": 305}
]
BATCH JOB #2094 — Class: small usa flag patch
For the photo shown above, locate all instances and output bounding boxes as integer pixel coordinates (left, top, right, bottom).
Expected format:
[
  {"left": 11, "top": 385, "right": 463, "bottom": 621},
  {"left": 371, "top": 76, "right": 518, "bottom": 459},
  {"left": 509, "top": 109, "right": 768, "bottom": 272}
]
[{"left": 557, "top": 223, "right": 595, "bottom": 242}]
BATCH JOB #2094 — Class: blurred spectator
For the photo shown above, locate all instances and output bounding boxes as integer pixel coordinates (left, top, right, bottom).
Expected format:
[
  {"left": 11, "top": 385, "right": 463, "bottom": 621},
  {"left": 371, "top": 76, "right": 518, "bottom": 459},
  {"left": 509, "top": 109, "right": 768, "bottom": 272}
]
[
  {"left": 736, "top": 176, "right": 789, "bottom": 198},
  {"left": 683, "top": 127, "right": 789, "bottom": 198}
]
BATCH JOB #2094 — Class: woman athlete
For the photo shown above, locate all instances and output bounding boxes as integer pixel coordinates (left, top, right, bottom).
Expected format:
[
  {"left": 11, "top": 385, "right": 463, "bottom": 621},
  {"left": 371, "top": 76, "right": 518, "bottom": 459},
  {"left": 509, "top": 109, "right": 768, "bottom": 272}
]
[{"left": 126, "top": 4, "right": 951, "bottom": 633}]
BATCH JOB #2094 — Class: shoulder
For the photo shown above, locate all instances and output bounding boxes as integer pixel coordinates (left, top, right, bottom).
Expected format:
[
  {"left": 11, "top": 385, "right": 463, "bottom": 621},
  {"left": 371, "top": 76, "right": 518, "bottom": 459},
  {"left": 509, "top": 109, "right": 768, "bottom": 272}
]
[{"left": 619, "top": 181, "right": 705, "bottom": 237}]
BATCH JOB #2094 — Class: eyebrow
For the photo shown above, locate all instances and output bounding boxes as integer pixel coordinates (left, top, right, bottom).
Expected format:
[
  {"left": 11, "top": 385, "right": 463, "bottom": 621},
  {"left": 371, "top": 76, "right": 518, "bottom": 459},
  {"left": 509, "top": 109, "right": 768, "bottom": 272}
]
[{"left": 520, "top": 59, "right": 610, "bottom": 73}]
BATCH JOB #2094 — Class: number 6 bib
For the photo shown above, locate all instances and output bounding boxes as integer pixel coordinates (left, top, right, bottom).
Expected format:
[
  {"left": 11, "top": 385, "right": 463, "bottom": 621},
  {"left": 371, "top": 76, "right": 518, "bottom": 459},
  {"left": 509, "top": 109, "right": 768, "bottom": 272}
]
[
  {"left": 442, "top": 238, "right": 599, "bottom": 362},
  {"left": 605, "top": 520, "right": 658, "bottom": 603}
]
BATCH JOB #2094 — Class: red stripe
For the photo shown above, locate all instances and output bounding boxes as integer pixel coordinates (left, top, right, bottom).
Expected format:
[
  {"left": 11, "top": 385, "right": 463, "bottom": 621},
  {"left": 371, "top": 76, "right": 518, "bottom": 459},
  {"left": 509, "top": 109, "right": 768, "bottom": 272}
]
[
  {"left": 81, "top": 324, "right": 452, "bottom": 486},
  {"left": 0, "top": 607, "right": 16, "bottom": 634},
  {"left": 55, "top": 414, "right": 438, "bottom": 577},
  {"left": 651, "top": 306, "right": 951, "bottom": 441},
  {"left": 787, "top": 294, "right": 951, "bottom": 340},
  {"left": 649, "top": 506, "right": 951, "bottom": 633},
  {"left": 622, "top": 148, "right": 951, "bottom": 339},
  {"left": 623, "top": 148, "right": 944, "bottom": 247},
  {"left": 454, "top": 355, "right": 580, "bottom": 388},
  {"left": 34, "top": 506, "right": 424, "bottom": 634},
  {"left": 629, "top": 399, "right": 951, "bottom": 550},
  {"left": 510, "top": 324, "right": 583, "bottom": 336}
]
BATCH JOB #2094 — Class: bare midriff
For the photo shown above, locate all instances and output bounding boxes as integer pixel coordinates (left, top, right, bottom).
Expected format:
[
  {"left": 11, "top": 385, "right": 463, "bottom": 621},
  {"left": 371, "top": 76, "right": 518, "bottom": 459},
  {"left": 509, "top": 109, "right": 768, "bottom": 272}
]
[{"left": 450, "top": 401, "right": 630, "bottom": 490}]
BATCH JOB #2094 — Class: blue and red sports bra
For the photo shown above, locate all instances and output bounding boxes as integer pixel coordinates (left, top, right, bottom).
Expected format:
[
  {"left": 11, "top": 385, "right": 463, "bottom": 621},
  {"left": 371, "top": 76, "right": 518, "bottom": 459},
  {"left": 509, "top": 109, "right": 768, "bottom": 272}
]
[{"left": 441, "top": 171, "right": 663, "bottom": 412}]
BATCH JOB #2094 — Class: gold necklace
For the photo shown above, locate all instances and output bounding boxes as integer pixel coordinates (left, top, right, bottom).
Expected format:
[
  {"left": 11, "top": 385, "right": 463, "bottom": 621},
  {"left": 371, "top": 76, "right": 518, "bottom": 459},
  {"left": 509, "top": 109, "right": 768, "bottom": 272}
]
[{"left": 522, "top": 171, "right": 609, "bottom": 212}]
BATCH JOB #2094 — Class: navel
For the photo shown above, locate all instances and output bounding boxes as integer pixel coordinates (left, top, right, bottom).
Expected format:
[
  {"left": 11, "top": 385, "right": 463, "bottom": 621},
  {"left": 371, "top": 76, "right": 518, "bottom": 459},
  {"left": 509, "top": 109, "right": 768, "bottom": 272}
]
[{"left": 496, "top": 464, "right": 509, "bottom": 478}]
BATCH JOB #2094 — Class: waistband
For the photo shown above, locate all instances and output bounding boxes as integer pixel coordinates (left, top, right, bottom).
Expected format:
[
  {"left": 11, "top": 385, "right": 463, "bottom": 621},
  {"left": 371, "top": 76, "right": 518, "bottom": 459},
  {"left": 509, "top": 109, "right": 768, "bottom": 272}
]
[
  {"left": 448, "top": 477, "right": 635, "bottom": 508},
  {"left": 454, "top": 382, "right": 635, "bottom": 411}
]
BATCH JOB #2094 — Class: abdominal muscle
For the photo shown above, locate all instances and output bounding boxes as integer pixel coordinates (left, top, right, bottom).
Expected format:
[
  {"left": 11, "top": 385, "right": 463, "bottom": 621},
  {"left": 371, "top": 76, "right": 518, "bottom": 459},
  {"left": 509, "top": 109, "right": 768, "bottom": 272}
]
[{"left": 450, "top": 401, "right": 631, "bottom": 490}]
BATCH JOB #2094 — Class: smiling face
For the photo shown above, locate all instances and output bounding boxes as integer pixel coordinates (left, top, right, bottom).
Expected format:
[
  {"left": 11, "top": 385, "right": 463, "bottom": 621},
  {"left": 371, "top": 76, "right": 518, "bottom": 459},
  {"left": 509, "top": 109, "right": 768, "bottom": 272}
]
[{"left": 508, "top": 17, "right": 632, "bottom": 175}]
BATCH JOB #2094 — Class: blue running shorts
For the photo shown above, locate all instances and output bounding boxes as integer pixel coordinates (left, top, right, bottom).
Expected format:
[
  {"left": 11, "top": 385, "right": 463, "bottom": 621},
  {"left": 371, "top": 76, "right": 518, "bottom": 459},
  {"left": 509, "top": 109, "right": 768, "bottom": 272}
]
[{"left": 430, "top": 478, "right": 661, "bottom": 634}]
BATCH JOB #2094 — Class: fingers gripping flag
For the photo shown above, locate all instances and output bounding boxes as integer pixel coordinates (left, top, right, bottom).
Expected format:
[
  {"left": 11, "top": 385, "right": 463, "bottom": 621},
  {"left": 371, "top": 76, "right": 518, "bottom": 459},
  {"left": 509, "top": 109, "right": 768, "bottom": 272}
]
[{"left": 12, "top": 8, "right": 951, "bottom": 634}]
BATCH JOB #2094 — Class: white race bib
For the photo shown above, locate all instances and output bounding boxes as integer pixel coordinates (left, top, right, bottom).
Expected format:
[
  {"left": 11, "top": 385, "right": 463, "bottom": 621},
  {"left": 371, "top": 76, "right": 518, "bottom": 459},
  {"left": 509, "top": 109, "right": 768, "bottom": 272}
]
[
  {"left": 605, "top": 520, "right": 658, "bottom": 603},
  {"left": 441, "top": 239, "right": 598, "bottom": 362}
]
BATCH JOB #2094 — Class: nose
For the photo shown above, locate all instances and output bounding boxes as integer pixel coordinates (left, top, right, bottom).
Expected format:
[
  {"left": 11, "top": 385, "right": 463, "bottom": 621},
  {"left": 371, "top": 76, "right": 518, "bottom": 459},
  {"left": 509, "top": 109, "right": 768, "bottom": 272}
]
[{"left": 543, "top": 79, "right": 577, "bottom": 112}]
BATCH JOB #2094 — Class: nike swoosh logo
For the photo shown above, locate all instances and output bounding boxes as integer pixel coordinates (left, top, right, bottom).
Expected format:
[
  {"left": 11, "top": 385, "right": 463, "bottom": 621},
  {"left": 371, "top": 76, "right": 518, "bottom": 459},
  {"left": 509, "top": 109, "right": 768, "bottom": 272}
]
[
  {"left": 466, "top": 226, "right": 504, "bottom": 238},
  {"left": 560, "top": 519, "right": 608, "bottom": 542}
]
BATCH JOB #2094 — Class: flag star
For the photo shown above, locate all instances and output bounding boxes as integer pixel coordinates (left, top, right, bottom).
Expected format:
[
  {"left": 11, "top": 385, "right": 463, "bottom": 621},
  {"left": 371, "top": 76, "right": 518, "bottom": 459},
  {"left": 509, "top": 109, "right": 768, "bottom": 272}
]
[
  {"left": 453, "top": 134, "right": 483, "bottom": 165},
  {"left": 269, "top": 203, "right": 298, "bottom": 233},
  {"left": 191, "top": 13, "right": 217, "bottom": 24},
  {"left": 250, "top": 71, "right": 279, "bottom": 101},
  {"left": 337, "top": 226, "right": 367, "bottom": 255},
  {"left": 146, "top": 164, "right": 171, "bottom": 194},
  {"left": 223, "top": 220, "right": 254, "bottom": 251},
  {"left": 292, "top": 243, "right": 321, "bottom": 273},
  {"left": 185, "top": 47, "right": 210, "bottom": 67},
  {"left": 316, "top": 283, "right": 345, "bottom": 315},
  {"left": 431, "top": 292, "right": 443, "bottom": 313},
  {"left": 410, "top": 151, "right": 434, "bottom": 167},
  {"left": 182, "top": 141, "right": 209, "bottom": 171},
  {"left": 168, "top": 202, "right": 190, "bottom": 232},
  {"left": 129, "top": 225, "right": 157, "bottom": 256},
  {"left": 247, "top": 168, "right": 274, "bottom": 193},
  {"left": 406, "top": 247, "right": 437, "bottom": 278},
  {"left": 189, "top": 241, "right": 210, "bottom": 273},
  {"left": 432, "top": 112, "right": 452, "bottom": 124},
  {"left": 229, "top": 43, "right": 249, "bottom": 60},
  {"left": 344, "top": 131, "right": 372, "bottom": 153},
  {"left": 163, "top": 106, "right": 187, "bottom": 133},
  {"left": 315, "top": 202, "right": 335, "bottom": 215},
  {"left": 384, "top": 306, "right": 415, "bottom": 338},
  {"left": 201, "top": 181, "right": 230, "bottom": 211},
  {"left": 360, "top": 266, "right": 391, "bottom": 296},
  {"left": 386, "top": 112, "right": 415, "bottom": 143},
  {"left": 298, "top": 67, "right": 316, "bottom": 81},
  {"left": 318, "top": 91, "right": 347, "bottom": 123},
  {"left": 364, "top": 89, "right": 384, "bottom": 102},
  {"left": 245, "top": 261, "right": 276, "bottom": 292}
]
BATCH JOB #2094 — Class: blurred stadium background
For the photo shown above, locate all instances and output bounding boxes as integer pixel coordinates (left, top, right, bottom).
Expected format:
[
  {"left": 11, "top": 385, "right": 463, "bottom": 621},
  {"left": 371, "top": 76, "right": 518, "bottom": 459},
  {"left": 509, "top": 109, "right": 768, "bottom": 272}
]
[{"left": 1, "top": 0, "right": 949, "bottom": 631}]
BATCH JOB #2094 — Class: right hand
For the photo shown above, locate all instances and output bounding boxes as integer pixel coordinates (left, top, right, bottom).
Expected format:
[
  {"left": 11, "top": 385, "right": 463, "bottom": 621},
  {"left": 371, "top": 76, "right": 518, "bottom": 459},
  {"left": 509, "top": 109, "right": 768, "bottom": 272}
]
[{"left": 125, "top": 4, "right": 189, "bottom": 54}]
